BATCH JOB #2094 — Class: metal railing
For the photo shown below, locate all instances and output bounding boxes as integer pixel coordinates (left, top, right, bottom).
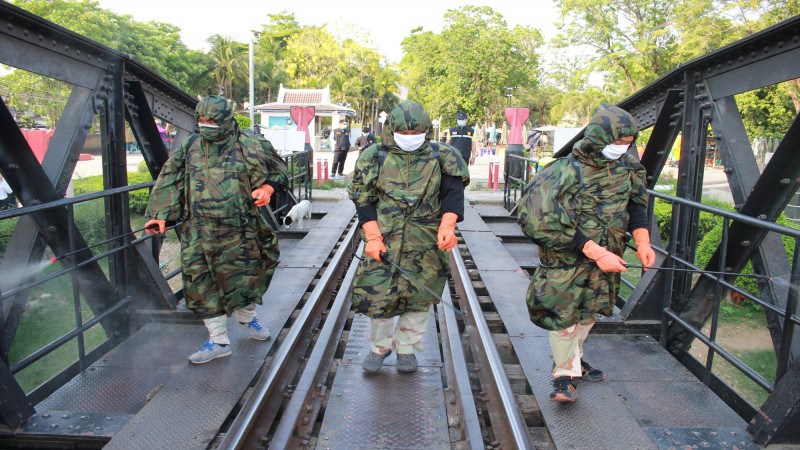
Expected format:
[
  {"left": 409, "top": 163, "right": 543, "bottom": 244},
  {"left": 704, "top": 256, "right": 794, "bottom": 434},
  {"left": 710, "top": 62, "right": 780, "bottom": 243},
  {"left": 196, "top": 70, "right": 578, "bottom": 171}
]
[
  {"left": 0, "top": 181, "right": 160, "bottom": 400},
  {"left": 503, "top": 153, "right": 538, "bottom": 212},
  {"left": 644, "top": 190, "right": 800, "bottom": 391}
]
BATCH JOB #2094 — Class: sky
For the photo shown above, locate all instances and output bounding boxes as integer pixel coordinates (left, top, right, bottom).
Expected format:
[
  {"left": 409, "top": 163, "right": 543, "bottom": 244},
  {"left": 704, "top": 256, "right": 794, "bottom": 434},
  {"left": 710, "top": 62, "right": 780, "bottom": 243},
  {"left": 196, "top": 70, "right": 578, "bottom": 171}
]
[{"left": 94, "top": 0, "right": 564, "bottom": 64}]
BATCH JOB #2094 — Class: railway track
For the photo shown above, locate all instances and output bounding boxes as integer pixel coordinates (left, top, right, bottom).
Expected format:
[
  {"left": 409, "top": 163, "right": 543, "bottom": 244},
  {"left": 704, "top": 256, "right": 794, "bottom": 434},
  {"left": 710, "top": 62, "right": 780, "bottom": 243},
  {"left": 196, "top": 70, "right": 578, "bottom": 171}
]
[{"left": 209, "top": 217, "right": 552, "bottom": 449}]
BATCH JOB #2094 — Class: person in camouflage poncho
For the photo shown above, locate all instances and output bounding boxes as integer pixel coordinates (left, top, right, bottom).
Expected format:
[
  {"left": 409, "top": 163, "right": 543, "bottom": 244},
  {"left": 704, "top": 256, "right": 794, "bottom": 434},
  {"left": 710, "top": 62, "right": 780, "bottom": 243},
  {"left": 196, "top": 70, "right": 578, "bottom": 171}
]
[
  {"left": 348, "top": 100, "right": 470, "bottom": 373},
  {"left": 145, "top": 95, "right": 288, "bottom": 364},
  {"left": 517, "top": 103, "right": 656, "bottom": 401}
]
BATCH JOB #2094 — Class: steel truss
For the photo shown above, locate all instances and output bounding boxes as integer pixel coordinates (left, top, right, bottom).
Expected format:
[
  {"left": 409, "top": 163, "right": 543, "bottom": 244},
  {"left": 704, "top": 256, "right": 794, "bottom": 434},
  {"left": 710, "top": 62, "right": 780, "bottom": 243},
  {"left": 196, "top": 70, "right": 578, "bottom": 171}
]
[
  {"left": 548, "top": 15, "right": 800, "bottom": 445},
  {"left": 0, "top": 1, "right": 306, "bottom": 430}
]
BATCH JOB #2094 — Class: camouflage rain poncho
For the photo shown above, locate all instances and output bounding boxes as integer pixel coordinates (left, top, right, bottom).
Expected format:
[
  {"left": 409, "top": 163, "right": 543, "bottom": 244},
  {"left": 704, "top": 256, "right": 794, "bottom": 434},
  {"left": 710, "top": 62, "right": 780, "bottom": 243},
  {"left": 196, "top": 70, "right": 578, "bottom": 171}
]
[
  {"left": 517, "top": 103, "right": 648, "bottom": 330},
  {"left": 348, "top": 101, "right": 470, "bottom": 319},
  {"left": 146, "top": 96, "right": 288, "bottom": 318}
]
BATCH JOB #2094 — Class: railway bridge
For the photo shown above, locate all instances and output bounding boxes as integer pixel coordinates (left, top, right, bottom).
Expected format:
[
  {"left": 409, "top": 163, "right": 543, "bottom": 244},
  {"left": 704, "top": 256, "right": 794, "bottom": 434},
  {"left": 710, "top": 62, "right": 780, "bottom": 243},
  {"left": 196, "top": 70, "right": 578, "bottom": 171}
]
[{"left": 1, "top": 3, "right": 800, "bottom": 448}]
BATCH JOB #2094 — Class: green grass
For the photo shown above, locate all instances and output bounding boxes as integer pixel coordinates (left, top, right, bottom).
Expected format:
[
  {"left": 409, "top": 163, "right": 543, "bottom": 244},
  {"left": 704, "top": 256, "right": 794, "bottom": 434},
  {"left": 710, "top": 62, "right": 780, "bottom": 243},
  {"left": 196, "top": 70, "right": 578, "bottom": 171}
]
[
  {"left": 313, "top": 180, "right": 348, "bottom": 190},
  {"left": 9, "top": 264, "right": 109, "bottom": 393},
  {"left": 713, "top": 348, "right": 776, "bottom": 407}
]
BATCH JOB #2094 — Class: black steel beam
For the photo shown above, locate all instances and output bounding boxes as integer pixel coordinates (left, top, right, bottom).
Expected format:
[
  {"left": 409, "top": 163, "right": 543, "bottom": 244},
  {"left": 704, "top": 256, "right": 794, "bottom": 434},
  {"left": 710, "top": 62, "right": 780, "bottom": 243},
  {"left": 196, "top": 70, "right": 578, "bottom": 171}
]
[
  {"left": 124, "top": 81, "right": 171, "bottom": 179},
  {"left": 669, "top": 109, "right": 800, "bottom": 359},
  {"left": 0, "top": 358, "right": 33, "bottom": 428},
  {"left": 0, "top": 94, "right": 123, "bottom": 351},
  {"left": 639, "top": 90, "right": 683, "bottom": 188},
  {"left": 748, "top": 357, "right": 800, "bottom": 445}
]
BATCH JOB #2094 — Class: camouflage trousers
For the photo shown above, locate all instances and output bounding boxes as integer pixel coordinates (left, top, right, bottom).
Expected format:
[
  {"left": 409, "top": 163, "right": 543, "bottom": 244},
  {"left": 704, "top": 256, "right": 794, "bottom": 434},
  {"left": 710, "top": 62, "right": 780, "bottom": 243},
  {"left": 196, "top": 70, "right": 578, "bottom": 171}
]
[
  {"left": 202, "top": 304, "right": 258, "bottom": 345},
  {"left": 368, "top": 308, "right": 430, "bottom": 355},
  {"left": 550, "top": 320, "right": 596, "bottom": 378}
]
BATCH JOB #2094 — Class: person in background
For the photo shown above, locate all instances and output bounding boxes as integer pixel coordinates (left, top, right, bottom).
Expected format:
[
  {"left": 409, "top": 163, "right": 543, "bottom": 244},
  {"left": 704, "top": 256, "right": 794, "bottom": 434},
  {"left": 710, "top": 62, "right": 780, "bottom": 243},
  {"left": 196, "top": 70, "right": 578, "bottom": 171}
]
[
  {"left": 354, "top": 125, "right": 377, "bottom": 154},
  {"left": 517, "top": 103, "right": 655, "bottom": 402},
  {"left": 447, "top": 112, "right": 476, "bottom": 167},
  {"left": 331, "top": 119, "right": 351, "bottom": 178},
  {"left": 145, "top": 95, "right": 288, "bottom": 364},
  {"left": 348, "top": 100, "right": 470, "bottom": 374},
  {"left": 0, "top": 174, "right": 16, "bottom": 210}
]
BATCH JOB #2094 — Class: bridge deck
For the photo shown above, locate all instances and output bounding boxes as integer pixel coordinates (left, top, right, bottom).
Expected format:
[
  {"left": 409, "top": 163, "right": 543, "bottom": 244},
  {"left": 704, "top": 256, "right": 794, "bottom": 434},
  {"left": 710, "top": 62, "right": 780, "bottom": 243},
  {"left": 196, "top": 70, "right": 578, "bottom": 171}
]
[
  {"left": 23, "top": 200, "right": 354, "bottom": 448},
  {"left": 459, "top": 201, "right": 758, "bottom": 449},
  {"left": 317, "top": 311, "right": 450, "bottom": 449}
]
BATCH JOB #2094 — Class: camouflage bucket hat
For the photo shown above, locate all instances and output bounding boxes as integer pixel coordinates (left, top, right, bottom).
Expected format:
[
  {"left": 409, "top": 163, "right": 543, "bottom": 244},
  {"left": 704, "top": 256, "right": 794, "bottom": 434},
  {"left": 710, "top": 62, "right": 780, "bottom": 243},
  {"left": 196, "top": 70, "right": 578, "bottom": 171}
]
[
  {"left": 382, "top": 100, "right": 433, "bottom": 148},
  {"left": 583, "top": 103, "right": 638, "bottom": 150},
  {"left": 195, "top": 95, "right": 236, "bottom": 134}
]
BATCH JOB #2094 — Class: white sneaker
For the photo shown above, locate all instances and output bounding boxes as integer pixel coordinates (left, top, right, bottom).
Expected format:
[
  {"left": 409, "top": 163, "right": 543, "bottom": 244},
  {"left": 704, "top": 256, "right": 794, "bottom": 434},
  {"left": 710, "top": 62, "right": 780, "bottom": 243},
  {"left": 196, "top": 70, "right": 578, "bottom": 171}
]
[
  {"left": 188, "top": 342, "right": 231, "bottom": 364},
  {"left": 237, "top": 317, "right": 272, "bottom": 340}
]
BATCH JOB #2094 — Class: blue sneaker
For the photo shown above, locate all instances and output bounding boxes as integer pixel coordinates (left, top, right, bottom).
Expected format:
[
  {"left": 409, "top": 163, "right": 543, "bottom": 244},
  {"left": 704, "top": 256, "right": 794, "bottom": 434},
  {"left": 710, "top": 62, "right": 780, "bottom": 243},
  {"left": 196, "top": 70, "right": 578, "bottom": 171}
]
[
  {"left": 237, "top": 317, "right": 272, "bottom": 341},
  {"left": 188, "top": 342, "right": 231, "bottom": 364}
]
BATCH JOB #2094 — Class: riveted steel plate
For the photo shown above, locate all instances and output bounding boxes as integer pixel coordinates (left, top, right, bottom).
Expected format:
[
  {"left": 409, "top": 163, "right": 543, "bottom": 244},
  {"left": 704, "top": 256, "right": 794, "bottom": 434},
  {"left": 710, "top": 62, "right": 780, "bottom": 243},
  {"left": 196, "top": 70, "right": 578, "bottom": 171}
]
[
  {"left": 104, "top": 387, "right": 234, "bottom": 449},
  {"left": 17, "top": 410, "right": 131, "bottom": 437},
  {"left": 94, "top": 322, "right": 207, "bottom": 369},
  {"left": 457, "top": 204, "right": 492, "bottom": 232},
  {"left": 511, "top": 335, "right": 656, "bottom": 449},
  {"left": 582, "top": 334, "right": 696, "bottom": 383},
  {"left": 35, "top": 367, "right": 173, "bottom": 414},
  {"left": 503, "top": 241, "right": 540, "bottom": 269},
  {"left": 105, "top": 214, "right": 341, "bottom": 448},
  {"left": 318, "top": 312, "right": 449, "bottom": 449},
  {"left": 485, "top": 220, "right": 526, "bottom": 237},
  {"left": 611, "top": 381, "right": 747, "bottom": 429},
  {"left": 478, "top": 270, "right": 547, "bottom": 337},
  {"left": 471, "top": 204, "right": 511, "bottom": 218},
  {"left": 644, "top": 427, "right": 758, "bottom": 449},
  {"left": 460, "top": 231, "right": 522, "bottom": 272}
]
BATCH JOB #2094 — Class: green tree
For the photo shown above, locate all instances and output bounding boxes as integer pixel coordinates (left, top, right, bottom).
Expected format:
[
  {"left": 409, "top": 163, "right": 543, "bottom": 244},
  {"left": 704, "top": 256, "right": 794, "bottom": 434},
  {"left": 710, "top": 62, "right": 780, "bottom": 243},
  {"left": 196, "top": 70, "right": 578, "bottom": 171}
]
[
  {"left": 284, "top": 27, "right": 346, "bottom": 89},
  {"left": 206, "top": 35, "right": 247, "bottom": 101},
  {"left": 12, "top": 0, "right": 209, "bottom": 94},
  {"left": 736, "top": 84, "right": 797, "bottom": 138},
  {"left": 401, "top": 6, "right": 542, "bottom": 126}
]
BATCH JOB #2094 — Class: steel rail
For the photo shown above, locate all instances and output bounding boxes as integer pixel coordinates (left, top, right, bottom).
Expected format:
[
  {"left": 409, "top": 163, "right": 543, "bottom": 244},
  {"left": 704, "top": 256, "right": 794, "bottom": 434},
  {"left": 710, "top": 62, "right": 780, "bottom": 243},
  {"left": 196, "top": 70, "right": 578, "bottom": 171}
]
[
  {"left": 219, "top": 223, "right": 357, "bottom": 449},
  {"left": 438, "top": 279, "right": 485, "bottom": 449},
  {"left": 267, "top": 242, "right": 361, "bottom": 448},
  {"left": 450, "top": 249, "right": 534, "bottom": 449}
]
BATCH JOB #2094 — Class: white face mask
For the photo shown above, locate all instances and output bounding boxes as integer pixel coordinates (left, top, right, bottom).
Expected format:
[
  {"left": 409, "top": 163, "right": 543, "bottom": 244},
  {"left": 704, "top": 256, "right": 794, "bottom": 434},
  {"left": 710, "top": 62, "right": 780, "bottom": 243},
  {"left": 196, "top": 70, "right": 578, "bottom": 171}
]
[
  {"left": 198, "top": 123, "right": 219, "bottom": 129},
  {"left": 394, "top": 133, "right": 427, "bottom": 152},
  {"left": 601, "top": 143, "right": 629, "bottom": 160},
  {"left": 457, "top": 120, "right": 467, "bottom": 126}
]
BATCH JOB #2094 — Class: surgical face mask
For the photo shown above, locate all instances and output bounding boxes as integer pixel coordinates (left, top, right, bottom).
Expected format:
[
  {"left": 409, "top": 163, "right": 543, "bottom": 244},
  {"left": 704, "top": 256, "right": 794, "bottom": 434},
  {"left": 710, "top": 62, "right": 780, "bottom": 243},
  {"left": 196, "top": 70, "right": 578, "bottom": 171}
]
[
  {"left": 198, "top": 122, "right": 224, "bottom": 141},
  {"left": 601, "top": 143, "right": 629, "bottom": 160},
  {"left": 457, "top": 119, "right": 467, "bottom": 127},
  {"left": 394, "top": 133, "right": 426, "bottom": 152}
]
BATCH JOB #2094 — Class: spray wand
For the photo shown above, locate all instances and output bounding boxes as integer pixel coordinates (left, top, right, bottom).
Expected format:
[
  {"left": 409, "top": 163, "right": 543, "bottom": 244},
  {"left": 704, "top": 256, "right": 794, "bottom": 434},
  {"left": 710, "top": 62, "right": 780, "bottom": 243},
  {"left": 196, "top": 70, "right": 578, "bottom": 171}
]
[
  {"left": 623, "top": 264, "right": 772, "bottom": 281},
  {"left": 378, "top": 252, "right": 466, "bottom": 318},
  {"left": 48, "top": 223, "right": 169, "bottom": 264}
]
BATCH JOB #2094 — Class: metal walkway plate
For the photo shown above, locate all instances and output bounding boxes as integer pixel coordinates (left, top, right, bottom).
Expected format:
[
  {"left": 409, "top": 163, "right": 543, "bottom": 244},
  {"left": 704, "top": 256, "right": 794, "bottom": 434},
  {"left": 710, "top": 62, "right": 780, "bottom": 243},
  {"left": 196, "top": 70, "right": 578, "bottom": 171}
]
[
  {"left": 317, "top": 311, "right": 449, "bottom": 449},
  {"left": 459, "top": 201, "right": 756, "bottom": 449},
  {"left": 97, "top": 200, "right": 354, "bottom": 449}
]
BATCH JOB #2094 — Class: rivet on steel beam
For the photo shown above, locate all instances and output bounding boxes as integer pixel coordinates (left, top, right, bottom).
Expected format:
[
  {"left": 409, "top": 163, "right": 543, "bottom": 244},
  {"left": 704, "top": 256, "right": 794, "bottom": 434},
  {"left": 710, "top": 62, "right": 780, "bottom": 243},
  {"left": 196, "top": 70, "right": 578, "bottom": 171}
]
[
  {"left": 740, "top": 240, "right": 751, "bottom": 247},
  {"left": 656, "top": 151, "right": 665, "bottom": 156},
  {"left": 763, "top": 46, "right": 769, "bottom": 53},
  {"left": 23, "top": 29, "right": 29, "bottom": 37},
  {"left": 758, "top": 214, "right": 767, "bottom": 220},
  {"left": 724, "top": 168, "right": 732, "bottom": 174},
  {"left": 780, "top": 178, "right": 791, "bottom": 185}
]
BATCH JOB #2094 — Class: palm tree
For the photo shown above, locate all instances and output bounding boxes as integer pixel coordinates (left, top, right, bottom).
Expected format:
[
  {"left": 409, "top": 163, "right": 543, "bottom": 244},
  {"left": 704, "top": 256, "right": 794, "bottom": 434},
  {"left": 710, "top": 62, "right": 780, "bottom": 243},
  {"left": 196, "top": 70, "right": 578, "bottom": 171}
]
[{"left": 207, "top": 35, "right": 247, "bottom": 100}]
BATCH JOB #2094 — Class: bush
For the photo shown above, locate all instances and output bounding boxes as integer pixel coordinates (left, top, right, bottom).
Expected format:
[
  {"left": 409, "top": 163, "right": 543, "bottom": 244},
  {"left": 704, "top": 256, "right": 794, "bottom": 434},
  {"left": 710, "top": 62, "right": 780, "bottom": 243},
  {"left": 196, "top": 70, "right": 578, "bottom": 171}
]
[
  {"left": 652, "top": 195, "right": 734, "bottom": 243},
  {"left": 137, "top": 160, "right": 148, "bottom": 173},
  {"left": 695, "top": 211, "right": 797, "bottom": 298},
  {"left": 234, "top": 114, "right": 251, "bottom": 130},
  {"left": 0, "top": 216, "right": 19, "bottom": 256}
]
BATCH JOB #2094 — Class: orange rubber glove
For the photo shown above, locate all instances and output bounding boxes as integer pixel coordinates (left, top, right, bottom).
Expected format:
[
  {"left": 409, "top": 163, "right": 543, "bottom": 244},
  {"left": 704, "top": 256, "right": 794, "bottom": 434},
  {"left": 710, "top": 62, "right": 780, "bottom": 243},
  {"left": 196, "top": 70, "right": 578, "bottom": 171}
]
[
  {"left": 437, "top": 212, "right": 459, "bottom": 251},
  {"left": 633, "top": 228, "right": 656, "bottom": 269},
  {"left": 582, "top": 240, "right": 628, "bottom": 273},
  {"left": 251, "top": 184, "right": 275, "bottom": 207},
  {"left": 362, "top": 220, "right": 386, "bottom": 262},
  {"left": 144, "top": 219, "right": 166, "bottom": 234}
]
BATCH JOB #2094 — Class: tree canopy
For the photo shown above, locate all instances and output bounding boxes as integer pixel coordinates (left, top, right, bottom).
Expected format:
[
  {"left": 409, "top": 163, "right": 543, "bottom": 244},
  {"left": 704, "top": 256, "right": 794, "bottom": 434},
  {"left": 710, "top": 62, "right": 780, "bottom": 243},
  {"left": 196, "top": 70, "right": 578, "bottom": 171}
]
[{"left": 401, "top": 6, "right": 543, "bottom": 127}]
